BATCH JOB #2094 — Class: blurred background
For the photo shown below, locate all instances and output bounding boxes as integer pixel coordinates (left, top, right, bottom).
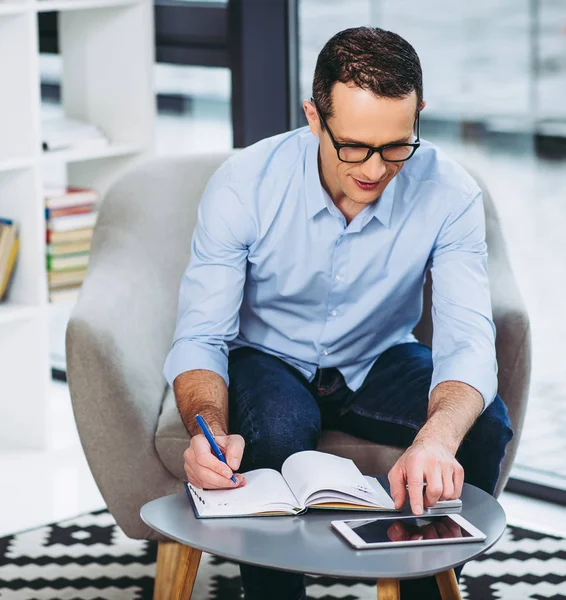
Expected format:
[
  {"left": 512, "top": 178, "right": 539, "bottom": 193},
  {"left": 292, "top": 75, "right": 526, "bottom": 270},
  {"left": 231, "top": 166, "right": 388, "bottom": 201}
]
[{"left": 1, "top": 0, "right": 564, "bottom": 535}]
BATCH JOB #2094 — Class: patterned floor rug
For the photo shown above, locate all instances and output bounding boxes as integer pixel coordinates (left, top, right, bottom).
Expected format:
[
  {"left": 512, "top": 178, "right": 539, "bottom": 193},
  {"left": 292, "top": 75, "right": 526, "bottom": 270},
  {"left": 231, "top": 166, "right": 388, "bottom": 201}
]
[{"left": 0, "top": 509, "right": 565, "bottom": 599}]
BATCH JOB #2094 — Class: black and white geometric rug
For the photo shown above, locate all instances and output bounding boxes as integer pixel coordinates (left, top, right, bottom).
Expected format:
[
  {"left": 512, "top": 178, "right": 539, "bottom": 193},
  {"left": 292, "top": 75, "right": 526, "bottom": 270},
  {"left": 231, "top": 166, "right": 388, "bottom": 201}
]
[{"left": 1, "top": 509, "right": 565, "bottom": 599}]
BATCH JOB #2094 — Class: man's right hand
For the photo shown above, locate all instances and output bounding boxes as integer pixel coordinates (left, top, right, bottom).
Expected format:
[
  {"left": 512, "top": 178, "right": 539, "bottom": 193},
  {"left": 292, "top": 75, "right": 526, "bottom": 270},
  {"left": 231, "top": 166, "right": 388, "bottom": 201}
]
[{"left": 184, "top": 433, "right": 246, "bottom": 489}]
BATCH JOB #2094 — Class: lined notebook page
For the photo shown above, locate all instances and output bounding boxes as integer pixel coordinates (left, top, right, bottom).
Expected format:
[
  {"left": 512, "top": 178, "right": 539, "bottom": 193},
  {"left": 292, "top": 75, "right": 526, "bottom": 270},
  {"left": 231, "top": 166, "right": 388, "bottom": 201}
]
[{"left": 189, "top": 468, "right": 299, "bottom": 516}]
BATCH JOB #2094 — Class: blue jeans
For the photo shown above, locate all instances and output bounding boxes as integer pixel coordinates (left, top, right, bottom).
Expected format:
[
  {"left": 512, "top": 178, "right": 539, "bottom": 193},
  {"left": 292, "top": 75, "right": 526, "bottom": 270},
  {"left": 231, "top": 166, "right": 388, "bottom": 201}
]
[{"left": 227, "top": 343, "right": 514, "bottom": 600}]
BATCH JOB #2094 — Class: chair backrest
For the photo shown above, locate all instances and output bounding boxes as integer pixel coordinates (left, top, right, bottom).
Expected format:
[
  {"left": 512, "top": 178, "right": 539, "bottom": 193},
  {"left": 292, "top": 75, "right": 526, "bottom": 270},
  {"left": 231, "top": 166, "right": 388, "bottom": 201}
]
[{"left": 88, "top": 152, "right": 236, "bottom": 388}]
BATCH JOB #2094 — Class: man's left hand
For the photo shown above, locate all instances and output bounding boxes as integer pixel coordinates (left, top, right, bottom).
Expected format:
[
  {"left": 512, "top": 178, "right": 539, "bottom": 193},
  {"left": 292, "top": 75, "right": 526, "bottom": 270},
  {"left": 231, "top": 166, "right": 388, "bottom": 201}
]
[{"left": 387, "top": 438, "right": 464, "bottom": 515}]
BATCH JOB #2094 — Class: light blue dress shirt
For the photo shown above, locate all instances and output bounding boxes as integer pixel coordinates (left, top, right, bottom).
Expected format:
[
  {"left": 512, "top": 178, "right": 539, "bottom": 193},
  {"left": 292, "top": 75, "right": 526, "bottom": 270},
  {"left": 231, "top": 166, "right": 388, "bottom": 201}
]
[{"left": 164, "top": 127, "right": 497, "bottom": 409}]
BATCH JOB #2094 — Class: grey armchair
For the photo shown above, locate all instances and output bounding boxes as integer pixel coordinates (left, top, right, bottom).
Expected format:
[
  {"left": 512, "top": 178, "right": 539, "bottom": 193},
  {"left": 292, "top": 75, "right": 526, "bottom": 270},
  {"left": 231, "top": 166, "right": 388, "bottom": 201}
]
[{"left": 67, "top": 153, "right": 530, "bottom": 596}]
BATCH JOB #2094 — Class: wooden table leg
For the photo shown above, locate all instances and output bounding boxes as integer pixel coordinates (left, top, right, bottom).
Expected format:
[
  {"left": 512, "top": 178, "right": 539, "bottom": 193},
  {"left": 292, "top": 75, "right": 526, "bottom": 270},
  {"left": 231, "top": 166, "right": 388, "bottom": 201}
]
[
  {"left": 377, "top": 578, "right": 400, "bottom": 599},
  {"left": 435, "top": 569, "right": 462, "bottom": 600},
  {"left": 154, "top": 541, "right": 202, "bottom": 600}
]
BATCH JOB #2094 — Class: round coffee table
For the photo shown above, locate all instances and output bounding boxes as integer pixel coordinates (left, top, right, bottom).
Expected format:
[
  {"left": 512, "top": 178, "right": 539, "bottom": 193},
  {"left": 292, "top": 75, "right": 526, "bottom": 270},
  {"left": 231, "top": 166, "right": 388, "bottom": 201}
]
[{"left": 141, "top": 482, "right": 506, "bottom": 600}]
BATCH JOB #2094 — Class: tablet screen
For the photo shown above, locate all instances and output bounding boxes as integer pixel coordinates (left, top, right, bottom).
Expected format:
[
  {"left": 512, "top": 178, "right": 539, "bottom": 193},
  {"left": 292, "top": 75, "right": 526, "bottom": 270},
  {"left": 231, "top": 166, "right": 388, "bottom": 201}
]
[{"left": 346, "top": 516, "right": 475, "bottom": 544}]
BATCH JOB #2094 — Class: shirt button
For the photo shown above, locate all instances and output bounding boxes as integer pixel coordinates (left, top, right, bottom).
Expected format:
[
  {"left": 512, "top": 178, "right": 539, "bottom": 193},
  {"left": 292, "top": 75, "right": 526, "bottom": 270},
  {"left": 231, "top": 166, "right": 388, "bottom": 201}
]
[
  {"left": 322, "top": 349, "right": 329, "bottom": 356},
  {"left": 335, "top": 274, "right": 344, "bottom": 282},
  {"left": 330, "top": 309, "right": 337, "bottom": 317}
]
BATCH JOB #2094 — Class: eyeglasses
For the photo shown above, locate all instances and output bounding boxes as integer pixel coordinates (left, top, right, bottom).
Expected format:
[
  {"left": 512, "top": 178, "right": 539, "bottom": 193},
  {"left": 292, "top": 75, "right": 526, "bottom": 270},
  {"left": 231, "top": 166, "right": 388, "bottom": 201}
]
[{"left": 313, "top": 100, "right": 421, "bottom": 164}]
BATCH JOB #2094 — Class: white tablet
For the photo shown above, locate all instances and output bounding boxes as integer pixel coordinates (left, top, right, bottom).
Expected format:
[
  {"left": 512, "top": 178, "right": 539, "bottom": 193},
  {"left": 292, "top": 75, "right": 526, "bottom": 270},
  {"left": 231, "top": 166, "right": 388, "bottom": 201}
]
[{"left": 332, "top": 514, "right": 486, "bottom": 550}]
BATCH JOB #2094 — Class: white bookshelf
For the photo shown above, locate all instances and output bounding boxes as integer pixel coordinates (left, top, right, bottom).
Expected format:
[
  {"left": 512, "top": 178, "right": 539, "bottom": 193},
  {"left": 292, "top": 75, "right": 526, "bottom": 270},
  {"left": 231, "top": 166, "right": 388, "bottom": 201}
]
[{"left": 0, "top": 0, "right": 155, "bottom": 449}]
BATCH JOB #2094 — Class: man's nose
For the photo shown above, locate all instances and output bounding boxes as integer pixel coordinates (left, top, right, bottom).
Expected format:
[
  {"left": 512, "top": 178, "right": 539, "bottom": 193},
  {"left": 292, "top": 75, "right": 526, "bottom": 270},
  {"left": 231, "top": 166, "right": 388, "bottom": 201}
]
[{"left": 358, "top": 151, "right": 387, "bottom": 182}]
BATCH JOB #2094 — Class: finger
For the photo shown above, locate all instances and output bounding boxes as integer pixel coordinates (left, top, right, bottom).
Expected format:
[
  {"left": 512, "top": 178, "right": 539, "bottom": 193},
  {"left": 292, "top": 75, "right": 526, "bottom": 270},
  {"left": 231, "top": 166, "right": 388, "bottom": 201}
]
[
  {"left": 387, "top": 523, "right": 404, "bottom": 542},
  {"left": 422, "top": 524, "right": 440, "bottom": 540},
  {"left": 424, "top": 462, "right": 443, "bottom": 508},
  {"left": 198, "top": 467, "right": 240, "bottom": 489},
  {"left": 433, "top": 521, "right": 452, "bottom": 539},
  {"left": 440, "top": 464, "right": 455, "bottom": 500},
  {"left": 453, "top": 462, "right": 465, "bottom": 498},
  {"left": 406, "top": 458, "right": 426, "bottom": 515},
  {"left": 191, "top": 433, "right": 213, "bottom": 457},
  {"left": 221, "top": 435, "right": 245, "bottom": 471},
  {"left": 192, "top": 435, "right": 234, "bottom": 477},
  {"left": 388, "top": 466, "right": 407, "bottom": 510},
  {"left": 440, "top": 516, "right": 463, "bottom": 538},
  {"left": 194, "top": 450, "right": 235, "bottom": 481},
  {"left": 389, "top": 522, "right": 411, "bottom": 542},
  {"left": 445, "top": 519, "right": 463, "bottom": 538}
]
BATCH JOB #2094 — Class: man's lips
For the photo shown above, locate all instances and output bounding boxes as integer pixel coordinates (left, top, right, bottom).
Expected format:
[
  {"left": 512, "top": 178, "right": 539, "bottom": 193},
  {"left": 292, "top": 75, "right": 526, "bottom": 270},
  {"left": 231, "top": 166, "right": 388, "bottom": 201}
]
[{"left": 353, "top": 177, "right": 383, "bottom": 191}]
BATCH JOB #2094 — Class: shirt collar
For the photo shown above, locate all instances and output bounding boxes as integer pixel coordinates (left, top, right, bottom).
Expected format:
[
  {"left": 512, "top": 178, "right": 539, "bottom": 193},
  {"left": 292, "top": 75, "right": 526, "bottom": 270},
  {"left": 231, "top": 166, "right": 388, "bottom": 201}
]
[
  {"left": 365, "top": 175, "right": 397, "bottom": 229},
  {"left": 304, "top": 133, "right": 397, "bottom": 229}
]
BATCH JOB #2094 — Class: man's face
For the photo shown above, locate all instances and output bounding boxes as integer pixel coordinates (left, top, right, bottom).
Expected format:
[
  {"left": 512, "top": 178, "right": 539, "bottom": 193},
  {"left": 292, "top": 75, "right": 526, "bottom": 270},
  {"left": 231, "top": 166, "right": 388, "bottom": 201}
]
[{"left": 305, "top": 83, "right": 420, "bottom": 209}]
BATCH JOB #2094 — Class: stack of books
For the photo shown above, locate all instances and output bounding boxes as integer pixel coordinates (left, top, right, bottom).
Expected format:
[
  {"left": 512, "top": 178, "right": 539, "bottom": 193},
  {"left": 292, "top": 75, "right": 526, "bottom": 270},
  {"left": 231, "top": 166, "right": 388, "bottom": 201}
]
[
  {"left": 0, "top": 218, "right": 19, "bottom": 301},
  {"left": 45, "top": 187, "right": 98, "bottom": 304}
]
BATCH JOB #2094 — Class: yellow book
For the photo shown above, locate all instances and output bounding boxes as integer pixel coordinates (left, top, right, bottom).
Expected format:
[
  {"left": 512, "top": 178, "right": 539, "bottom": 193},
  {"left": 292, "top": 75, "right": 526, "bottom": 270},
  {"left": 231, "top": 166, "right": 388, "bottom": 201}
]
[
  {"left": 0, "top": 235, "right": 19, "bottom": 300},
  {"left": 47, "top": 240, "right": 92, "bottom": 256}
]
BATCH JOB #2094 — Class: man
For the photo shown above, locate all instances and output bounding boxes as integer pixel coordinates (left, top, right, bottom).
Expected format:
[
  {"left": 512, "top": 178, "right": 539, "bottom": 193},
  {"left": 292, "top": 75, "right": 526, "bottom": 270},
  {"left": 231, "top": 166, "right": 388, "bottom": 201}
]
[{"left": 164, "top": 26, "right": 513, "bottom": 600}]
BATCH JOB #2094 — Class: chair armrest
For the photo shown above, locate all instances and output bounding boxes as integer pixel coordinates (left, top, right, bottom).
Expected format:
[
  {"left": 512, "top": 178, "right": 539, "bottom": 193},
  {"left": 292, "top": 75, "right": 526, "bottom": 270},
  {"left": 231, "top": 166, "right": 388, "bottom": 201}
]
[
  {"left": 487, "top": 234, "right": 531, "bottom": 496},
  {"left": 67, "top": 285, "right": 182, "bottom": 540},
  {"left": 481, "top": 180, "right": 531, "bottom": 495}
]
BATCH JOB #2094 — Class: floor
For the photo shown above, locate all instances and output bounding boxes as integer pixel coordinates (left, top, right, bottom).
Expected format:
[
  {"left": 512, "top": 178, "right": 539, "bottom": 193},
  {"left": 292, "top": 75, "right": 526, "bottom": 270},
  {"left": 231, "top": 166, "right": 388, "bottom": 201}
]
[{"left": 0, "top": 379, "right": 564, "bottom": 541}]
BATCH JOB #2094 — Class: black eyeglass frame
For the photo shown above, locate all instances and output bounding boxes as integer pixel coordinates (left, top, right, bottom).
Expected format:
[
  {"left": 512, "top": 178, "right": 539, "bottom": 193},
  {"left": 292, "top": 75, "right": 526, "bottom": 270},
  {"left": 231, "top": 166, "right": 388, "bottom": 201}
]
[{"left": 313, "top": 100, "right": 421, "bottom": 164}]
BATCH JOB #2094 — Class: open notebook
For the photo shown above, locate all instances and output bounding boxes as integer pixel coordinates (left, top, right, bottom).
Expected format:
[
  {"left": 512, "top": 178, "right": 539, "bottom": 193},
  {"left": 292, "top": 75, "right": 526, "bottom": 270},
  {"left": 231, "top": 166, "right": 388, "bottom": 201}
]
[{"left": 186, "top": 450, "right": 398, "bottom": 518}]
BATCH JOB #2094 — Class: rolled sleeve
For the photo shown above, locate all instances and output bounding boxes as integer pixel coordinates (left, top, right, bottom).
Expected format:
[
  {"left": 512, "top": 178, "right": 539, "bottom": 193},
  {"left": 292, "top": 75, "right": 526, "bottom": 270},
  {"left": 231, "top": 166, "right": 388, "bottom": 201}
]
[
  {"left": 163, "top": 339, "right": 229, "bottom": 387},
  {"left": 163, "top": 174, "right": 256, "bottom": 388},
  {"left": 429, "top": 190, "right": 498, "bottom": 411}
]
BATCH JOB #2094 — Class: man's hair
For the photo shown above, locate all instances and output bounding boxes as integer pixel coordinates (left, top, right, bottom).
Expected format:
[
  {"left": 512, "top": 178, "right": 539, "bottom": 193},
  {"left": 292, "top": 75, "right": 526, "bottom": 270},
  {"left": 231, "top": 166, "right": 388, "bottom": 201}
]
[{"left": 312, "top": 26, "right": 423, "bottom": 122}]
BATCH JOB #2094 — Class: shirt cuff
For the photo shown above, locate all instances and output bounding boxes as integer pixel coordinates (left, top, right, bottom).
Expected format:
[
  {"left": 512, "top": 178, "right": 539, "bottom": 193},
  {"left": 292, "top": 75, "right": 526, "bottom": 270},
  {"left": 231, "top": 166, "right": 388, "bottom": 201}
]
[
  {"left": 163, "top": 339, "right": 229, "bottom": 388},
  {"left": 429, "top": 357, "right": 498, "bottom": 412}
]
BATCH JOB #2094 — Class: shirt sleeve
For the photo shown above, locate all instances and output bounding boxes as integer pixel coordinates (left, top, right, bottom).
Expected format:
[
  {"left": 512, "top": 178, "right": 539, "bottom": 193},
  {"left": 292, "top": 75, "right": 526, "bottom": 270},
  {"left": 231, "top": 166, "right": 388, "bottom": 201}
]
[
  {"left": 429, "top": 190, "right": 498, "bottom": 411},
  {"left": 163, "top": 178, "right": 256, "bottom": 388}
]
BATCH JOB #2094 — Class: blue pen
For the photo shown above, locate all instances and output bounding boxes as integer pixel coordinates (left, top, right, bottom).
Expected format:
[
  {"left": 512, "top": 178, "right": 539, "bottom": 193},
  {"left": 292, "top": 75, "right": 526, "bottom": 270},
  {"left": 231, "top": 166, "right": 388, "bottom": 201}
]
[{"left": 195, "top": 414, "right": 237, "bottom": 483}]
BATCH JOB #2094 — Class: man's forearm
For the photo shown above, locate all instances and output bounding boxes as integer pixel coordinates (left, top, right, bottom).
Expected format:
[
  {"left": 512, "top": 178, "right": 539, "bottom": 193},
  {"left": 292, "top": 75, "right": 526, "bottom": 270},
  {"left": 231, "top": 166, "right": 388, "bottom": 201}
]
[
  {"left": 173, "top": 369, "right": 229, "bottom": 437},
  {"left": 414, "top": 380, "right": 484, "bottom": 455}
]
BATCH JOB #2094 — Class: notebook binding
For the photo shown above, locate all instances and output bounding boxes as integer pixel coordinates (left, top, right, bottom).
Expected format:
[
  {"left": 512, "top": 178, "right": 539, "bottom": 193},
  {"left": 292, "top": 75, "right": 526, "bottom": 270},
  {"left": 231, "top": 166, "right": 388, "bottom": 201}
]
[{"left": 187, "top": 483, "right": 206, "bottom": 505}]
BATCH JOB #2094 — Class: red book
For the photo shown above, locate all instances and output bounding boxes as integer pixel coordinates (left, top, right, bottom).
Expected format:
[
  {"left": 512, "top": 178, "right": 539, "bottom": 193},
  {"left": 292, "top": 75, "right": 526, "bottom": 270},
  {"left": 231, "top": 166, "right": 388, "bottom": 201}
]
[{"left": 45, "top": 204, "right": 94, "bottom": 219}]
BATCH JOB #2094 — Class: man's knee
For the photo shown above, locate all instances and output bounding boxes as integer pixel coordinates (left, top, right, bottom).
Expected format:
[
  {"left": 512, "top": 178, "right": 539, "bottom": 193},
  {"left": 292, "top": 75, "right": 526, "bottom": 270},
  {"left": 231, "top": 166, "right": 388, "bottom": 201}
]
[{"left": 464, "top": 395, "right": 514, "bottom": 456}]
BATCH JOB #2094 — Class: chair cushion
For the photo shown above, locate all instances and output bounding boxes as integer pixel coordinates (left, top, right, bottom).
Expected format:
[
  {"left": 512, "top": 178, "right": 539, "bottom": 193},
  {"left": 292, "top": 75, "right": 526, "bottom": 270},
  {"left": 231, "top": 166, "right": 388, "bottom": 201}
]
[{"left": 155, "top": 388, "right": 406, "bottom": 481}]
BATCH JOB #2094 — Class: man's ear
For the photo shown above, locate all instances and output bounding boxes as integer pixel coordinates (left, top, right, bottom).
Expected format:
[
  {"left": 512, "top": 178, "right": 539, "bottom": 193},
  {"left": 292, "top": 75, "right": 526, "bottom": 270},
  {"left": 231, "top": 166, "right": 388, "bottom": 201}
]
[
  {"left": 419, "top": 99, "right": 427, "bottom": 112},
  {"left": 303, "top": 99, "right": 321, "bottom": 137}
]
